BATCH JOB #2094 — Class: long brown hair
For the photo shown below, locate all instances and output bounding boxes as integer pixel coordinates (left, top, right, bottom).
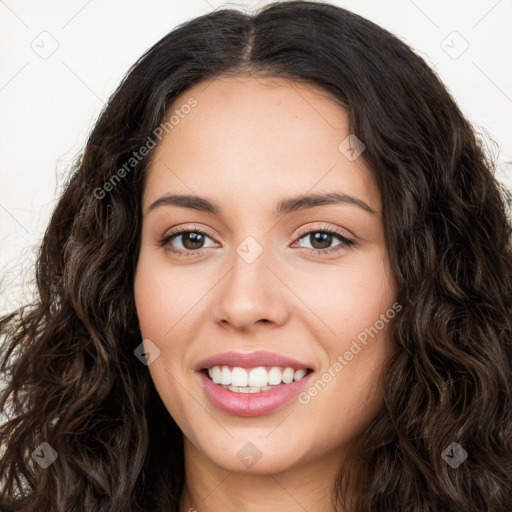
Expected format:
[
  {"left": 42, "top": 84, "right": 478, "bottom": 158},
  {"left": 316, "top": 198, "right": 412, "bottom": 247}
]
[{"left": 1, "top": 1, "right": 511, "bottom": 510}]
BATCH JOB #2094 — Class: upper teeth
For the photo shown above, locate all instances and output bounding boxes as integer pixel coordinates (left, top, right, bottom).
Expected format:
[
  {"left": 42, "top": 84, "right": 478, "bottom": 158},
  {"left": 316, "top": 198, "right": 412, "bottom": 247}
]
[{"left": 208, "top": 365, "right": 308, "bottom": 387}]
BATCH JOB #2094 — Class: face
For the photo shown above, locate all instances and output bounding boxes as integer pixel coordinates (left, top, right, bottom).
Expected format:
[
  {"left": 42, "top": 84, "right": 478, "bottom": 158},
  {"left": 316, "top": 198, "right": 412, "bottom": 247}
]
[{"left": 134, "top": 75, "right": 398, "bottom": 476}]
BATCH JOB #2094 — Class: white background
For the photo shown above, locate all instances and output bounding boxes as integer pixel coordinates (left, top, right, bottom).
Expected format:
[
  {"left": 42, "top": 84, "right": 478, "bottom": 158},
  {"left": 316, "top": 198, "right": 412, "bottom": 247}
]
[{"left": 0, "top": 0, "right": 511, "bottom": 313}]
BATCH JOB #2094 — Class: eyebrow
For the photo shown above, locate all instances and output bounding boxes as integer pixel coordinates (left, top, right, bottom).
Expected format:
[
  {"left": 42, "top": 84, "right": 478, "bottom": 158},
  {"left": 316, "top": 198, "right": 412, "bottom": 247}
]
[{"left": 145, "top": 191, "right": 377, "bottom": 216}]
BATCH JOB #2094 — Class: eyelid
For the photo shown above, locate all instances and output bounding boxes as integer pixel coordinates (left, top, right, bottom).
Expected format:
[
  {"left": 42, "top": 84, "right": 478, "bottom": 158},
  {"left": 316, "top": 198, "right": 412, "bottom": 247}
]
[
  {"left": 160, "top": 223, "right": 218, "bottom": 241},
  {"left": 294, "top": 223, "right": 355, "bottom": 241}
]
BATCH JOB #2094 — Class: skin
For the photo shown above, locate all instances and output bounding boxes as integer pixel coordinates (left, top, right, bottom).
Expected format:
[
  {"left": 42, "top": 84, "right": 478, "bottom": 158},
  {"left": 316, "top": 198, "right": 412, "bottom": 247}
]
[{"left": 134, "top": 75, "right": 398, "bottom": 512}]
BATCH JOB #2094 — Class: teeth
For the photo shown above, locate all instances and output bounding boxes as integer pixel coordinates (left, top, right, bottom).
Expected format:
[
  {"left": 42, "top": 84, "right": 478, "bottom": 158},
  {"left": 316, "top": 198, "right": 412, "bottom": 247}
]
[
  {"left": 207, "top": 365, "right": 310, "bottom": 388},
  {"left": 220, "top": 366, "right": 231, "bottom": 385},
  {"left": 231, "top": 367, "right": 248, "bottom": 387},
  {"left": 268, "top": 367, "right": 282, "bottom": 385},
  {"left": 211, "top": 366, "right": 222, "bottom": 383},
  {"left": 248, "top": 367, "right": 267, "bottom": 387},
  {"left": 282, "top": 367, "right": 295, "bottom": 384},
  {"left": 293, "top": 368, "right": 307, "bottom": 381},
  {"left": 227, "top": 385, "right": 273, "bottom": 393}
]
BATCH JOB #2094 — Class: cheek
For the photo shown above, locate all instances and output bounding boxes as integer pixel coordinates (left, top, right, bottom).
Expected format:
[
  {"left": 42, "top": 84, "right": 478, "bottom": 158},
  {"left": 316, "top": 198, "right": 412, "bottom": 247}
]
[
  {"left": 295, "top": 258, "right": 396, "bottom": 419},
  {"left": 134, "top": 257, "right": 196, "bottom": 425},
  {"left": 134, "top": 252, "right": 201, "bottom": 339},
  {"left": 294, "top": 256, "right": 395, "bottom": 343},
  {"left": 134, "top": 274, "right": 170, "bottom": 340}
]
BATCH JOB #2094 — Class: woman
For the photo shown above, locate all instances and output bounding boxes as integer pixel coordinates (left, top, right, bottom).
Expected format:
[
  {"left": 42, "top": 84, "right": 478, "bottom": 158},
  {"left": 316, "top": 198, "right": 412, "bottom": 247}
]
[{"left": 1, "top": 1, "right": 511, "bottom": 510}]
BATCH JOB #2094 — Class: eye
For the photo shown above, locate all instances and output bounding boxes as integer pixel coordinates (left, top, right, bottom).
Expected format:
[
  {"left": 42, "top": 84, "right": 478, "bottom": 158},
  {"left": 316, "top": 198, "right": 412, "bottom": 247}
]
[
  {"left": 159, "top": 228, "right": 217, "bottom": 256},
  {"left": 158, "top": 224, "right": 355, "bottom": 258},
  {"left": 292, "top": 226, "right": 355, "bottom": 255}
]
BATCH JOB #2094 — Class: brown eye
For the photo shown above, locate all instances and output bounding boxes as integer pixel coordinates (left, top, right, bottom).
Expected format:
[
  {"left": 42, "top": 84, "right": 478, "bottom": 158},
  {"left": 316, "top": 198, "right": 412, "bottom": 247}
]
[
  {"left": 306, "top": 232, "right": 334, "bottom": 250},
  {"left": 177, "top": 231, "right": 207, "bottom": 250},
  {"left": 295, "top": 229, "right": 354, "bottom": 254},
  {"left": 159, "top": 229, "right": 216, "bottom": 255}
]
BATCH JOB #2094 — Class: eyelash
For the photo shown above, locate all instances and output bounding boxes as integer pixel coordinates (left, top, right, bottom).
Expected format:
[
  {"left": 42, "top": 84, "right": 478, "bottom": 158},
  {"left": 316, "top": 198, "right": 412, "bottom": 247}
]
[{"left": 158, "top": 224, "right": 355, "bottom": 258}]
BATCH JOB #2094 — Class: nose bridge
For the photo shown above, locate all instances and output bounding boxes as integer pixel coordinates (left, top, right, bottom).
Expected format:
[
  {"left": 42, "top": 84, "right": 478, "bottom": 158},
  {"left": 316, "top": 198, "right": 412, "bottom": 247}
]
[
  {"left": 214, "top": 231, "right": 288, "bottom": 328},
  {"left": 228, "top": 233, "right": 272, "bottom": 302}
]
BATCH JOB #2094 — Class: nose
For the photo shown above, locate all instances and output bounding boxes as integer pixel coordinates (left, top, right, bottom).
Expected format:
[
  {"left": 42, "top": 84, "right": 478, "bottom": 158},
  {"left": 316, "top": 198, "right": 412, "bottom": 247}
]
[{"left": 213, "top": 237, "right": 290, "bottom": 332}]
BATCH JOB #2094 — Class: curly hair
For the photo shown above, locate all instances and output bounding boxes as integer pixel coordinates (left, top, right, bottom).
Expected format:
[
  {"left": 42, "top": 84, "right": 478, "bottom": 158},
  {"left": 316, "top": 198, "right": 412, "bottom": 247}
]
[{"left": 1, "top": 1, "right": 511, "bottom": 510}]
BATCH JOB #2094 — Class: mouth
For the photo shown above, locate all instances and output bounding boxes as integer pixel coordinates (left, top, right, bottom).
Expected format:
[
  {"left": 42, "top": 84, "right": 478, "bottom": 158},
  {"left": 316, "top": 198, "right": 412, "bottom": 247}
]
[
  {"left": 195, "top": 350, "right": 316, "bottom": 416},
  {"left": 201, "top": 365, "right": 314, "bottom": 394}
]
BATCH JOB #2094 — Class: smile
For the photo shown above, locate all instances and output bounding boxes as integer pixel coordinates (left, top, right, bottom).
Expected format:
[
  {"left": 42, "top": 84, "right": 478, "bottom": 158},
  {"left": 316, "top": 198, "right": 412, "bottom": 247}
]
[
  {"left": 205, "top": 365, "right": 312, "bottom": 393},
  {"left": 195, "top": 350, "right": 316, "bottom": 416}
]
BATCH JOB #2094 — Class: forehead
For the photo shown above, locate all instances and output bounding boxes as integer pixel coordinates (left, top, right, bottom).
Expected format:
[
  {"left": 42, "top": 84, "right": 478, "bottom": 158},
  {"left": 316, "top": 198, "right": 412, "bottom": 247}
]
[{"left": 144, "top": 75, "right": 380, "bottom": 215}]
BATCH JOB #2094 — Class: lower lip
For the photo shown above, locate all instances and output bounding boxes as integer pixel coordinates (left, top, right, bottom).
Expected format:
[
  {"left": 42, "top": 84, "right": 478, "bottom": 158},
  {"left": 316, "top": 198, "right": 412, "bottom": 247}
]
[{"left": 198, "top": 371, "right": 314, "bottom": 417}]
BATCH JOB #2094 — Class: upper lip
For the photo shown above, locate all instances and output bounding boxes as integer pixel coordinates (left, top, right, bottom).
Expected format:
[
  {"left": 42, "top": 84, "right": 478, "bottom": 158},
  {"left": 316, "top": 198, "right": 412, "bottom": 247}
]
[{"left": 195, "top": 350, "right": 313, "bottom": 371}]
